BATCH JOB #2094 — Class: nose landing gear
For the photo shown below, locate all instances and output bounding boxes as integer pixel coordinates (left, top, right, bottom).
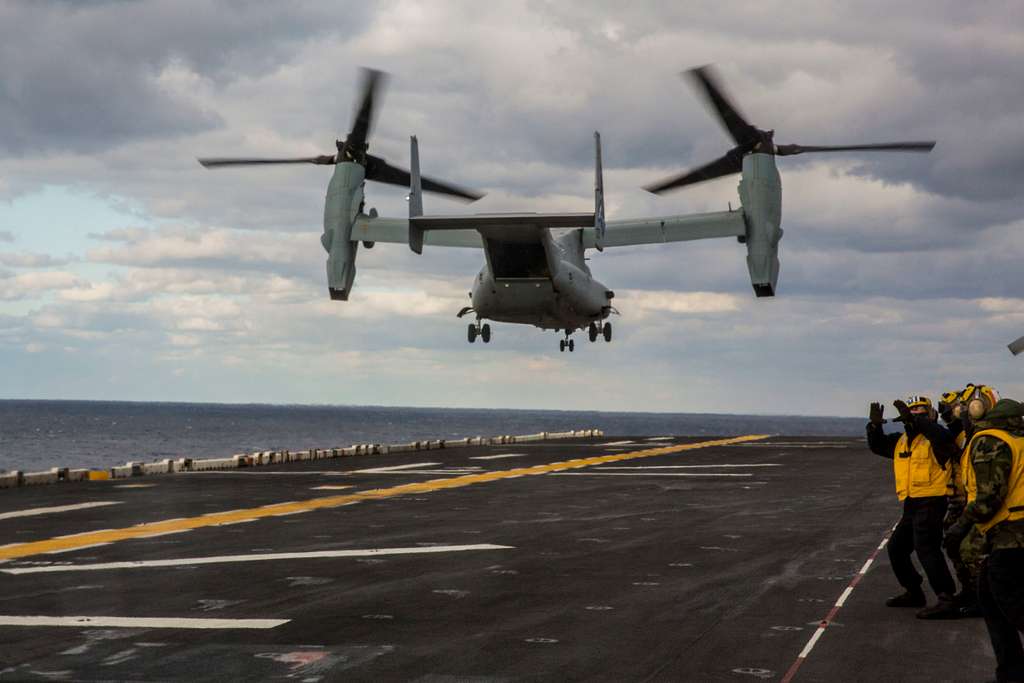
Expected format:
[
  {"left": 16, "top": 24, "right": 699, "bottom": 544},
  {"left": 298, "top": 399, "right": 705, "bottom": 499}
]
[
  {"left": 467, "top": 321, "right": 491, "bottom": 344},
  {"left": 559, "top": 331, "right": 575, "bottom": 353}
]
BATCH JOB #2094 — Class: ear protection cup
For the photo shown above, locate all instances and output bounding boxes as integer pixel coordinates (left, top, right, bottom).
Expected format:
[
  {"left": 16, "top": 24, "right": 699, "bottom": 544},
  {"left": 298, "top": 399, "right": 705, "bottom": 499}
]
[{"left": 968, "top": 398, "right": 986, "bottom": 420}]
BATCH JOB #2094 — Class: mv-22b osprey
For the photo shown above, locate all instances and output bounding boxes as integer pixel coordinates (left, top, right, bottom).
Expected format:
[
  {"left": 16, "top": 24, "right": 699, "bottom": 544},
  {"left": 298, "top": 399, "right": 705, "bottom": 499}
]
[{"left": 200, "top": 67, "right": 934, "bottom": 352}]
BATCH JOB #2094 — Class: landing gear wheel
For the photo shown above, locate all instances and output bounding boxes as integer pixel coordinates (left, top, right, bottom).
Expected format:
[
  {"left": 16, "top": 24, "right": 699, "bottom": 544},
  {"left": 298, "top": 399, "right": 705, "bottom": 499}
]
[
  {"left": 602, "top": 322, "right": 612, "bottom": 342},
  {"left": 559, "top": 339, "right": 566, "bottom": 353},
  {"left": 481, "top": 324, "right": 491, "bottom": 343},
  {"left": 468, "top": 324, "right": 477, "bottom": 343},
  {"left": 568, "top": 339, "right": 575, "bottom": 352},
  {"left": 588, "top": 322, "right": 598, "bottom": 342}
]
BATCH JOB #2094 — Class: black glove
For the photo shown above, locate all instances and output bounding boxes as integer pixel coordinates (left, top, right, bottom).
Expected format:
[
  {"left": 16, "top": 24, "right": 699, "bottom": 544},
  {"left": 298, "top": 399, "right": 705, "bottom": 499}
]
[
  {"left": 893, "top": 400, "right": 913, "bottom": 424},
  {"left": 869, "top": 402, "right": 884, "bottom": 425},
  {"left": 943, "top": 521, "right": 970, "bottom": 559}
]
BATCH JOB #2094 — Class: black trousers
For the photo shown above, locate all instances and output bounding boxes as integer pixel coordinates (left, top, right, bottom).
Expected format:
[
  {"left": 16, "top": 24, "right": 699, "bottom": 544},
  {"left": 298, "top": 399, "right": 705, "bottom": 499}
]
[
  {"left": 887, "top": 496, "right": 956, "bottom": 596},
  {"left": 978, "top": 549, "right": 1024, "bottom": 683}
]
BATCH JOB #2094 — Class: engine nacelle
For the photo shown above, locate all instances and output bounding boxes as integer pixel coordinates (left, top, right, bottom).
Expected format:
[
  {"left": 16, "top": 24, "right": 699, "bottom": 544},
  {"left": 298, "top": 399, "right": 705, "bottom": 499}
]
[
  {"left": 738, "top": 153, "right": 783, "bottom": 297},
  {"left": 322, "top": 162, "right": 365, "bottom": 301}
]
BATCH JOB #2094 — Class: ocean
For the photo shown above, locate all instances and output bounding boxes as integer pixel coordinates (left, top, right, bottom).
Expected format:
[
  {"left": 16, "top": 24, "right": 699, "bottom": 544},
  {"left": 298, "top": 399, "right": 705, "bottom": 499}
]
[{"left": 0, "top": 400, "right": 865, "bottom": 473}]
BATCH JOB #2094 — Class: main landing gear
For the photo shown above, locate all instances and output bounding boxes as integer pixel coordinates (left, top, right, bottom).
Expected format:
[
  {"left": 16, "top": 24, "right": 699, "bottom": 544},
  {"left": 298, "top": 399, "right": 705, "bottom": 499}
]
[
  {"left": 468, "top": 321, "right": 491, "bottom": 344},
  {"left": 588, "top": 321, "right": 612, "bottom": 343}
]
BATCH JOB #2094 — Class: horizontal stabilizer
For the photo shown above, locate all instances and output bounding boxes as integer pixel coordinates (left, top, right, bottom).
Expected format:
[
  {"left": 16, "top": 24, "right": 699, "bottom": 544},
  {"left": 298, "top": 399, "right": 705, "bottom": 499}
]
[{"left": 410, "top": 212, "right": 594, "bottom": 230}]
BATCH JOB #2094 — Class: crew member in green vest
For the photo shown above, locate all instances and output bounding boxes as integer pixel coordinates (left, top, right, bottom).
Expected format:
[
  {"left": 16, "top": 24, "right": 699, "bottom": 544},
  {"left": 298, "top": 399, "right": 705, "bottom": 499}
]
[
  {"left": 867, "top": 395, "right": 959, "bottom": 619},
  {"left": 945, "top": 397, "right": 1024, "bottom": 683}
]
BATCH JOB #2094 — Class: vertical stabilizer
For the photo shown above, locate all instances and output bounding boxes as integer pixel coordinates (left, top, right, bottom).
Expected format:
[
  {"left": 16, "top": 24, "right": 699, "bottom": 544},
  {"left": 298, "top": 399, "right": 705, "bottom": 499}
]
[
  {"left": 408, "top": 135, "right": 425, "bottom": 254},
  {"left": 594, "top": 131, "right": 606, "bottom": 251},
  {"left": 1009, "top": 335, "right": 1024, "bottom": 356}
]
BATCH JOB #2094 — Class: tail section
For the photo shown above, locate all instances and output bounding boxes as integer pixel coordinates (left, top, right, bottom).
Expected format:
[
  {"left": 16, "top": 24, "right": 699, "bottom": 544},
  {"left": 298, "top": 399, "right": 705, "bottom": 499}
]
[
  {"left": 408, "top": 135, "right": 425, "bottom": 254},
  {"left": 594, "top": 131, "right": 606, "bottom": 251}
]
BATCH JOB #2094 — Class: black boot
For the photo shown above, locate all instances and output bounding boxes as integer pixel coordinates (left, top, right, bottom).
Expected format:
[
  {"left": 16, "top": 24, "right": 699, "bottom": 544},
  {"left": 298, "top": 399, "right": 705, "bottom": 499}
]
[
  {"left": 916, "top": 592, "right": 960, "bottom": 619},
  {"left": 954, "top": 589, "right": 983, "bottom": 618},
  {"left": 886, "top": 588, "right": 926, "bottom": 607}
]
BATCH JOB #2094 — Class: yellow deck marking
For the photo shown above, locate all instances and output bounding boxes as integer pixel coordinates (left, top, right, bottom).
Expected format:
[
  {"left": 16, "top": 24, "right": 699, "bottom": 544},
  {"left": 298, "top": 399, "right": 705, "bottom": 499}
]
[{"left": 0, "top": 435, "right": 768, "bottom": 561}]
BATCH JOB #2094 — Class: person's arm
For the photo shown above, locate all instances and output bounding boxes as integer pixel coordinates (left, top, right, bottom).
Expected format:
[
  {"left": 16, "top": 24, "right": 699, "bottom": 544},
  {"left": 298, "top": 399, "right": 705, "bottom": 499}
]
[
  {"left": 866, "top": 422, "right": 900, "bottom": 459},
  {"left": 959, "top": 436, "right": 1013, "bottom": 525},
  {"left": 915, "top": 418, "right": 957, "bottom": 467}
]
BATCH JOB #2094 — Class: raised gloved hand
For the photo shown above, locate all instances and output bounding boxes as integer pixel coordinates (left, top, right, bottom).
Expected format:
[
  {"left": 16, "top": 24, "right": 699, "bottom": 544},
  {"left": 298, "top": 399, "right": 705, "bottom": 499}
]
[
  {"left": 893, "top": 399, "right": 914, "bottom": 424},
  {"left": 869, "top": 402, "right": 885, "bottom": 425}
]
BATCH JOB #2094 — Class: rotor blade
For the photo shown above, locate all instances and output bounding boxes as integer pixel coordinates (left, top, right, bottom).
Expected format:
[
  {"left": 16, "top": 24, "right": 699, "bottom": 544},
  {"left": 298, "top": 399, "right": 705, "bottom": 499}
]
[
  {"left": 365, "top": 155, "right": 484, "bottom": 202},
  {"left": 643, "top": 153, "right": 744, "bottom": 194},
  {"left": 198, "top": 155, "right": 335, "bottom": 168},
  {"left": 774, "top": 141, "right": 936, "bottom": 156},
  {"left": 348, "top": 68, "right": 386, "bottom": 148},
  {"left": 686, "top": 66, "right": 760, "bottom": 147}
]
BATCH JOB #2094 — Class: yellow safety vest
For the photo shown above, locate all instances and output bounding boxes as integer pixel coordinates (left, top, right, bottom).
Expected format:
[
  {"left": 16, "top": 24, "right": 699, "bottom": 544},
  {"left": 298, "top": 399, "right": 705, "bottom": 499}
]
[
  {"left": 965, "top": 428, "right": 1024, "bottom": 534},
  {"left": 893, "top": 432, "right": 951, "bottom": 501},
  {"left": 951, "top": 431, "right": 967, "bottom": 496}
]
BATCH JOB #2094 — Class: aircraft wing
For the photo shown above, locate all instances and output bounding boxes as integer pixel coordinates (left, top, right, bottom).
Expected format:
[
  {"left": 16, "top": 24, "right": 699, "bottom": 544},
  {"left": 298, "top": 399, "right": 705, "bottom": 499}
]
[
  {"left": 351, "top": 216, "right": 482, "bottom": 248},
  {"left": 581, "top": 209, "right": 745, "bottom": 248},
  {"left": 352, "top": 212, "right": 595, "bottom": 248},
  {"left": 352, "top": 210, "right": 744, "bottom": 249}
]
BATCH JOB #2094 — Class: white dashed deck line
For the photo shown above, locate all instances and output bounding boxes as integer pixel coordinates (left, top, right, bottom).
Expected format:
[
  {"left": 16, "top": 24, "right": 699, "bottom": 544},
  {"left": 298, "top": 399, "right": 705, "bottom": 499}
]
[
  {"left": 798, "top": 626, "right": 827, "bottom": 659},
  {"left": 645, "top": 437, "right": 675, "bottom": 441},
  {"left": 2, "top": 544, "right": 515, "bottom": 574},
  {"left": 470, "top": 453, "right": 527, "bottom": 460},
  {"left": 0, "top": 616, "right": 289, "bottom": 629},
  {"left": 595, "top": 464, "right": 782, "bottom": 470},
  {"left": 835, "top": 586, "right": 855, "bottom": 608},
  {"left": 549, "top": 472, "right": 754, "bottom": 477},
  {"left": 0, "top": 501, "right": 122, "bottom": 521},
  {"left": 598, "top": 440, "right": 635, "bottom": 446},
  {"left": 310, "top": 485, "right": 354, "bottom": 490},
  {"left": 348, "top": 462, "right": 441, "bottom": 474}
]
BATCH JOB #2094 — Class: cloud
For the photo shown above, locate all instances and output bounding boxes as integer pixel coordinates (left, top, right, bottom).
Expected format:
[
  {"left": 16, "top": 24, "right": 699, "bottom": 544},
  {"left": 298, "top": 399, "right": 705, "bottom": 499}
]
[
  {"left": 0, "top": 251, "right": 74, "bottom": 267},
  {"left": 0, "top": 1, "right": 373, "bottom": 155},
  {"left": 0, "top": 270, "right": 81, "bottom": 300},
  {"left": 0, "top": 230, "right": 12, "bottom": 242}
]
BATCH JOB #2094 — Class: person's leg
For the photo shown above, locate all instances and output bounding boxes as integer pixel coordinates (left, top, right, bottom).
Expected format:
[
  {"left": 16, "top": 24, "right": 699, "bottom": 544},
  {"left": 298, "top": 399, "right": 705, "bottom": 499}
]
[
  {"left": 886, "top": 505, "right": 924, "bottom": 605},
  {"left": 913, "top": 497, "right": 956, "bottom": 596},
  {"left": 983, "top": 550, "right": 1024, "bottom": 682}
]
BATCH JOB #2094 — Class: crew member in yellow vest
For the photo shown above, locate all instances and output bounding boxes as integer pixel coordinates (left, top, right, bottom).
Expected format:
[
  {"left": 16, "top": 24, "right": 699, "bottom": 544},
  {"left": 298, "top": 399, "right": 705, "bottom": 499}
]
[
  {"left": 944, "top": 397, "right": 1024, "bottom": 683},
  {"left": 867, "top": 395, "right": 959, "bottom": 619},
  {"left": 943, "top": 384, "right": 995, "bottom": 618}
]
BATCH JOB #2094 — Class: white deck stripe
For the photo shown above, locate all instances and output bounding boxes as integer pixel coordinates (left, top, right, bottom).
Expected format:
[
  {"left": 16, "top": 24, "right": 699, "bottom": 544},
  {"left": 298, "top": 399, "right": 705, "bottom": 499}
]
[
  {"left": 599, "top": 441, "right": 635, "bottom": 446},
  {"left": 470, "top": 453, "right": 526, "bottom": 460},
  {"left": 835, "top": 586, "right": 855, "bottom": 607},
  {"left": 2, "top": 543, "right": 514, "bottom": 574},
  {"left": 859, "top": 558, "right": 874, "bottom": 575},
  {"left": 349, "top": 462, "right": 440, "bottom": 474},
  {"left": 549, "top": 472, "right": 753, "bottom": 478},
  {"left": 797, "top": 625, "right": 827, "bottom": 659},
  {"left": 0, "top": 501, "right": 121, "bottom": 521},
  {"left": 0, "top": 616, "right": 288, "bottom": 629},
  {"left": 596, "top": 464, "right": 782, "bottom": 469}
]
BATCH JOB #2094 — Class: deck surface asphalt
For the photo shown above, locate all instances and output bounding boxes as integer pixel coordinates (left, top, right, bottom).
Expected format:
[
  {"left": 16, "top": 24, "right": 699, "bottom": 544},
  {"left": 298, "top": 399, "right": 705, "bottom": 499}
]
[{"left": 0, "top": 435, "right": 998, "bottom": 682}]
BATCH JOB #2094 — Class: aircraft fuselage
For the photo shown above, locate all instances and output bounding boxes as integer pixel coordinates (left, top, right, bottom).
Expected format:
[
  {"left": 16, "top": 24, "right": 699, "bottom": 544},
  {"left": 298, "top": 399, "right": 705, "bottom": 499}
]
[{"left": 471, "top": 228, "right": 613, "bottom": 331}]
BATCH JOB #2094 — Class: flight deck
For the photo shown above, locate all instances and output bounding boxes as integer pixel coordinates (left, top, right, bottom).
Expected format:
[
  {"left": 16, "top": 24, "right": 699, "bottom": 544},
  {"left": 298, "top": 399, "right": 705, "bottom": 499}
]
[{"left": 0, "top": 435, "right": 995, "bottom": 681}]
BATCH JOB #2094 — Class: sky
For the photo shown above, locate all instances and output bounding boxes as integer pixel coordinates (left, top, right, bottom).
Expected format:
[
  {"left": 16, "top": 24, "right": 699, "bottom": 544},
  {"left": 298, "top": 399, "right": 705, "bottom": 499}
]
[{"left": 1, "top": 0, "right": 1023, "bottom": 417}]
